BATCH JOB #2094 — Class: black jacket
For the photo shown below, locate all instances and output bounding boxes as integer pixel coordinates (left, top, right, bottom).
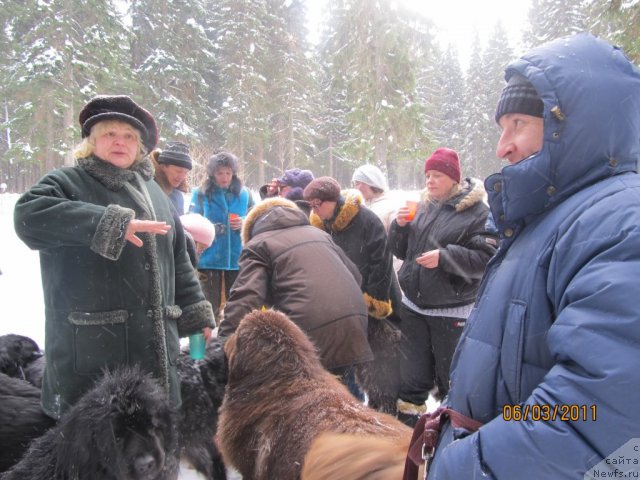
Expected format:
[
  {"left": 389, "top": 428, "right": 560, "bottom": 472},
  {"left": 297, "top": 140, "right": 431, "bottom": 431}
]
[
  {"left": 310, "top": 190, "right": 394, "bottom": 319},
  {"left": 389, "top": 178, "right": 497, "bottom": 309}
]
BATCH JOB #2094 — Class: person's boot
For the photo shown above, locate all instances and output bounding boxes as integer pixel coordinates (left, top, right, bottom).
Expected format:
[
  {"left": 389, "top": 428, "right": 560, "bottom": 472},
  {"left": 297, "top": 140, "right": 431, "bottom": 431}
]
[{"left": 396, "top": 398, "right": 426, "bottom": 428}]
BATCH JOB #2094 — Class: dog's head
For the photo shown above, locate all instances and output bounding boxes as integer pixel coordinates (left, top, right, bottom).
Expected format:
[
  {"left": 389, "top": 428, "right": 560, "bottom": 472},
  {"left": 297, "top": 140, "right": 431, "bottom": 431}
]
[
  {"left": 225, "top": 309, "right": 325, "bottom": 385},
  {"left": 0, "top": 334, "right": 42, "bottom": 378},
  {"left": 55, "top": 366, "right": 179, "bottom": 480}
]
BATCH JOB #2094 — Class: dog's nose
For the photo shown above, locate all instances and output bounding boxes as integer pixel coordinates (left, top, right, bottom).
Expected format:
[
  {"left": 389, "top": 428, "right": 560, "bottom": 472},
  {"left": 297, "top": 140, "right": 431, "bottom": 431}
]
[{"left": 134, "top": 453, "right": 157, "bottom": 477}]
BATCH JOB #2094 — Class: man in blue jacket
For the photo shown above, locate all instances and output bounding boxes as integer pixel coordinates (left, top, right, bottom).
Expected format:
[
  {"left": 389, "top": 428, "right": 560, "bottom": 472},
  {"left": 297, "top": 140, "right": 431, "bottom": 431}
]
[{"left": 424, "top": 33, "right": 640, "bottom": 478}]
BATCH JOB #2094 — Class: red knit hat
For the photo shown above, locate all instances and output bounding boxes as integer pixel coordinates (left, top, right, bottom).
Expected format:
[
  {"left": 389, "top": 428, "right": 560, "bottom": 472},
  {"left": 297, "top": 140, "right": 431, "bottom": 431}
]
[{"left": 424, "top": 148, "right": 461, "bottom": 183}]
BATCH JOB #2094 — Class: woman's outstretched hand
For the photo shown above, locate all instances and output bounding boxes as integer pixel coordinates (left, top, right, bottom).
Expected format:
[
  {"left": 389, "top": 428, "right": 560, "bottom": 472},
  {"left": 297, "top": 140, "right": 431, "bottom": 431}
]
[{"left": 125, "top": 219, "right": 171, "bottom": 247}]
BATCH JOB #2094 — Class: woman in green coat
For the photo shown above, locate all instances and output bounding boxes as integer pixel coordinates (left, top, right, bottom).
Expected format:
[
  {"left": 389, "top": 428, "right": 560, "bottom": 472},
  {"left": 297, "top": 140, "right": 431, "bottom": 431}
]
[{"left": 13, "top": 95, "right": 214, "bottom": 419}]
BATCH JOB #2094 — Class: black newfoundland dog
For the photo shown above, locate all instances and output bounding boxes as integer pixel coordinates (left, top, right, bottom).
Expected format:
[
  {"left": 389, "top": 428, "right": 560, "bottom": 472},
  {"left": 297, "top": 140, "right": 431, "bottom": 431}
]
[
  {"left": 177, "top": 338, "right": 228, "bottom": 479},
  {"left": 0, "top": 333, "right": 229, "bottom": 479},
  {"left": 1, "top": 366, "right": 180, "bottom": 480}
]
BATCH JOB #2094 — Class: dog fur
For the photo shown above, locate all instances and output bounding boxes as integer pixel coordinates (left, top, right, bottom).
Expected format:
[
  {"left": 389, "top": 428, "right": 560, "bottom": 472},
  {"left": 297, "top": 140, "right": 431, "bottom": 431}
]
[
  {"left": 355, "top": 318, "right": 402, "bottom": 415},
  {"left": 218, "top": 309, "right": 412, "bottom": 480},
  {"left": 0, "top": 334, "right": 42, "bottom": 380},
  {"left": 177, "top": 339, "right": 228, "bottom": 479},
  {"left": 0, "top": 332, "right": 229, "bottom": 479},
  {"left": 0, "top": 373, "right": 55, "bottom": 473},
  {"left": 1, "top": 366, "right": 180, "bottom": 480}
]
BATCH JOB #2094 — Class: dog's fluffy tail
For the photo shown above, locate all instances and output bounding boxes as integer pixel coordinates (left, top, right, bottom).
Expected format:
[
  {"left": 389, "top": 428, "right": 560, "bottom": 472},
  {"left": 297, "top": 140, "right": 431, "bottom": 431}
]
[{"left": 301, "top": 432, "right": 415, "bottom": 480}]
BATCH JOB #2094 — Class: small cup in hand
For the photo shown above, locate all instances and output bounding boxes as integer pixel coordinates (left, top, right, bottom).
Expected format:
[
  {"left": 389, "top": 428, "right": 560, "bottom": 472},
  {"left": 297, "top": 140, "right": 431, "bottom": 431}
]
[
  {"left": 189, "top": 333, "right": 206, "bottom": 360},
  {"left": 405, "top": 200, "right": 419, "bottom": 221}
]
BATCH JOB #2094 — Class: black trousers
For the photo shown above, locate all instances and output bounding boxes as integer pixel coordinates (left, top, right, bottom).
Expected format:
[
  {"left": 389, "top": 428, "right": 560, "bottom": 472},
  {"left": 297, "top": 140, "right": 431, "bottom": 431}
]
[{"left": 398, "top": 304, "right": 465, "bottom": 405}]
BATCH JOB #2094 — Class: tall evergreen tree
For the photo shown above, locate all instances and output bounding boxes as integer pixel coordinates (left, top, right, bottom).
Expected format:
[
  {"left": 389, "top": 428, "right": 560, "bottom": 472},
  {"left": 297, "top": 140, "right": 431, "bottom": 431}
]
[
  {"left": 209, "top": 0, "right": 274, "bottom": 183},
  {"left": 430, "top": 45, "right": 466, "bottom": 156},
  {"left": 480, "top": 22, "right": 514, "bottom": 177},
  {"left": 318, "top": 0, "right": 434, "bottom": 186},
  {"left": 130, "top": 0, "right": 219, "bottom": 147},
  {"left": 262, "top": 0, "right": 321, "bottom": 183},
  {"left": 588, "top": 0, "right": 640, "bottom": 63},
  {"left": 0, "top": 0, "right": 131, "bottom": 189},
  {"left": 525, "top": 0, "right": 588, "bottom": 48},
  {"left": 460, "top": 31, "right": 489, "bottom": 178}
]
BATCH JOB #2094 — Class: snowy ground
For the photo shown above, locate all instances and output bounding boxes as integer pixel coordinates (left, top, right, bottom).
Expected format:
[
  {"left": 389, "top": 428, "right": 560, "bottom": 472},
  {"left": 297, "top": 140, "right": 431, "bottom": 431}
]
[{"left": 0, "top": 193, "right": 45, "bottom": 346}]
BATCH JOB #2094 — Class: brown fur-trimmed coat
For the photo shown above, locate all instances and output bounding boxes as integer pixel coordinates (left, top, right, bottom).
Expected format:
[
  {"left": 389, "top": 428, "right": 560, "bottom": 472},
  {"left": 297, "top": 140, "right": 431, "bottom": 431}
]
[{"left": 217, "top": 309, "right": 411, "bottom": 480}]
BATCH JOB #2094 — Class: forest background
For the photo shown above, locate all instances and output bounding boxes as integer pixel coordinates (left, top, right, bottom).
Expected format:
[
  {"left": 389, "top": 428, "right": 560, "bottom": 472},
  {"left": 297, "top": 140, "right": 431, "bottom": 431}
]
[{"left": 1, "top": 0, "right": 638, "bottom": 192}]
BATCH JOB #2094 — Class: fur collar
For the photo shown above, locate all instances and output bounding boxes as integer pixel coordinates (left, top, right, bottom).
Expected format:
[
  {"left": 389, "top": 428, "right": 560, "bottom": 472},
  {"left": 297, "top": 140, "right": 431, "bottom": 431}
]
[
  {"left": 420, "top": 177, "right": 486, "bottom": 213},
  {"left": 77, "top": 155, "right": 155, "bottom": 191},
  {"left": 309, "top": 189, "right": 364, "bottom": 233},
  {"left": 242, "top": 197, "right": 302, "bottom": 244}
]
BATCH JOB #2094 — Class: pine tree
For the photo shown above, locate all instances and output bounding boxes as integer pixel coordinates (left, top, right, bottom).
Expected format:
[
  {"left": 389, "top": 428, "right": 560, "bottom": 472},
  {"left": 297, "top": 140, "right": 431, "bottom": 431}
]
[
  {"left": 209, "top": 0, "right": 274, "bottom": 184},
  {"left": 525, "top": 0, "right": 588, "bottom": 48},
  {"left": 588, "top": 0, "right": 640, "bottom": 63},
  {"left": 480, "top": 22, "right": 514, "bottom": 178},
  {"left": 430, "top": 45, "right": 466, "bottom": 156},
  {"left": 318, "top": 0, "right": 435, "bottom": 186},
  {"left": 262, "top": 0, "right": 321, "bottom": 184},
  {"left": 0, "top": 0, "right": 131, "bottom": 189},
  {"left": 460, "top": 32, "right": 489, "bottom": 179},
  {"left": 130, "top": 0, "right": 219, "bottom": 149}
]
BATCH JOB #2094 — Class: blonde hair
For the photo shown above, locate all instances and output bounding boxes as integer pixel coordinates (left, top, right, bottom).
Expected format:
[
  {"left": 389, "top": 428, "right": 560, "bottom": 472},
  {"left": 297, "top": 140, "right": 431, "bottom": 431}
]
[{"left": 73, "top": 120, "right": 147, "bottom": 161}]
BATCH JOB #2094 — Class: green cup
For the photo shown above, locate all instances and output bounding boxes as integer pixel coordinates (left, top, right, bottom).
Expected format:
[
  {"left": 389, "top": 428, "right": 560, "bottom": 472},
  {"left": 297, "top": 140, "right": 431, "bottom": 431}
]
[{"left": 188, "top": 333, "right": 206, "bottom": 360}]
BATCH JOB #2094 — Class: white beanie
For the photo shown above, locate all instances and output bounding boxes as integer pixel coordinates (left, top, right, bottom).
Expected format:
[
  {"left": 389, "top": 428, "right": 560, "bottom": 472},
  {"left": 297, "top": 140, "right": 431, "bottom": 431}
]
[
  {"left": 179, "top": 213, "right": 215, "bottom": 247},
  {"left": 351, "top": 164, "right": 388, "bottom": 191}
]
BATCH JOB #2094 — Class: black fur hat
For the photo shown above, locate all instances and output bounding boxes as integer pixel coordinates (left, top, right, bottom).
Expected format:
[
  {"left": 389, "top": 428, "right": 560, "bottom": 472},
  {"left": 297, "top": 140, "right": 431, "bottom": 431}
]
[
  {"left": 207, "top": 151, "right": 239, "bottom": 176},
  {"left": 79, "top": 95, "right": 158, "bottom": 152}
]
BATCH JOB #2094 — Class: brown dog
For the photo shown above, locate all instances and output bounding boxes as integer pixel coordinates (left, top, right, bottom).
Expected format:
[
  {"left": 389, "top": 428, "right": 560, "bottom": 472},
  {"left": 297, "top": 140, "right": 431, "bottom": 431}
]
[{"left": 218, "top": 309, "right": 412, "bottom": 480}]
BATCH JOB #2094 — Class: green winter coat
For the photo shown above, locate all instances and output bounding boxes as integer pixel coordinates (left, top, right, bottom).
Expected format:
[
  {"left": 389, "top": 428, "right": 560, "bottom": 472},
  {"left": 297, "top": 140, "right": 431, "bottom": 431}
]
[{"left": 14, "top": 155, "right": 214, "bottom": 419}]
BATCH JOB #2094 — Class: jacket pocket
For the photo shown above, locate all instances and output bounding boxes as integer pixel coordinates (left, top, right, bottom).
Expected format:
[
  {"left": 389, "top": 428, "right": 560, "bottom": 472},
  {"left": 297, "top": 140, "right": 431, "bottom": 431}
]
[
  {"left": 500, "top": 301, "right": 526, "bottom": 404},
  {"left": 68, "top": 310, "right": 128, "bottom": 375}
]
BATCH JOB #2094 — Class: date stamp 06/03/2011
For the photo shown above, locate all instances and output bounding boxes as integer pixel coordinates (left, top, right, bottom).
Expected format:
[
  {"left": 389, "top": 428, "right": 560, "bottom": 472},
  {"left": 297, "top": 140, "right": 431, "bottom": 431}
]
[{"left": 502, "top": 403, "right": 597, "bottom": 422}]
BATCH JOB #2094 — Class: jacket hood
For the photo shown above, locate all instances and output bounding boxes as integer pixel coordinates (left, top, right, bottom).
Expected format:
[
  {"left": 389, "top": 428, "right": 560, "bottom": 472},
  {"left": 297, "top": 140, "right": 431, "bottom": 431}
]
[
  {"left": 420, "top": 177, "right": 486, "bottom": 213},
  {"left": 242, "top": 197, "right": 309, "bottom": 244},
  {"left": 487, "top": 32, "right": 640, "bottom": 234}
]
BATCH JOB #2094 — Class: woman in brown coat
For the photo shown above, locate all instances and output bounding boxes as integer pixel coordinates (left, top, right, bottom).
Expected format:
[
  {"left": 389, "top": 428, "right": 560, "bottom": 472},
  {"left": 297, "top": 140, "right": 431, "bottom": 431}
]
[{"left": 218, "top": 197, "right": 373, "bottom": 375}]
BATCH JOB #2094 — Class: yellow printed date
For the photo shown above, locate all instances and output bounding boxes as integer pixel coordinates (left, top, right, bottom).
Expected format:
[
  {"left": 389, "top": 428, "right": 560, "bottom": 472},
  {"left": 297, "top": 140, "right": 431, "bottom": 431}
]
[{"left": 502, "top": 404, "right": 596, "bottom": 422}]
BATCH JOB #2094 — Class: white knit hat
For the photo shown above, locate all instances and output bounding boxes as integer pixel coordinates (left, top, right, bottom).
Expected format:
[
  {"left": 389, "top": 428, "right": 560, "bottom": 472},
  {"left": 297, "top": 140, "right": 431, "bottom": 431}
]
[
  {"left": 351, "top": 164, "right": 388, "bottom": 191},
  {"left": 179, "top": 213, "right": 215, "bottom": 247}
]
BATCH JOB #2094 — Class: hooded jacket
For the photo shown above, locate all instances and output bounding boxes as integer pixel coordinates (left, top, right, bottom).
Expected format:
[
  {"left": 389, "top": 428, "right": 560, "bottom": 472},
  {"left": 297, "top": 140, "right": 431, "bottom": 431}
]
[
  {"left": 219, "top": 198, "right": 373, "bottom": 370},
  {"left": 429, "top": 33, "right": 640, "bottom": 479},
  {"left": 13, "top": 155, "right": 214, "bottom": 419},
  {"left": 310, "top": 190, "right": 394, "bottom": 319},
  {"left": 389, "top": 178, "right": 496, "bottom": 309}
]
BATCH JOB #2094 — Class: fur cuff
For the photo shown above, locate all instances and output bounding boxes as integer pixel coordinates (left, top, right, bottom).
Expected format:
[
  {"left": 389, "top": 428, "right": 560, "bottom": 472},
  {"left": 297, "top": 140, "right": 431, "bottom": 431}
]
[
  {"left": 397, "top": 398, "right": 427, "bottom": 416},
  {"left": 91, "top": 204, "right": 135, "bottom": 260},
  {"left": 177, "top": 300, "right": 215, "bottom": 337},
  {"left": 364, "top": 293, "right": 392, "bottom": 320}
]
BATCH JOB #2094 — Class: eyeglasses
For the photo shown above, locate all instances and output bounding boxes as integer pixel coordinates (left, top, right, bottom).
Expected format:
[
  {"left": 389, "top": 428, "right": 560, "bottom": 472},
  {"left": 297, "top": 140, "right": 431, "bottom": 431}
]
[{"left": 309, "top": 200, "right": 323, "bottom": 210}]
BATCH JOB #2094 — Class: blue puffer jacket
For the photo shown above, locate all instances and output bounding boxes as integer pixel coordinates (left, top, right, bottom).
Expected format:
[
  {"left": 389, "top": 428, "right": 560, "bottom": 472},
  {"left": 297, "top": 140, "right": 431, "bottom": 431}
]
[
  {"left": 190, "top": 185, "right": 251, "bottom": 270},
  {"left": 429, "top": 33, "right": 640, "bottom": 479}
]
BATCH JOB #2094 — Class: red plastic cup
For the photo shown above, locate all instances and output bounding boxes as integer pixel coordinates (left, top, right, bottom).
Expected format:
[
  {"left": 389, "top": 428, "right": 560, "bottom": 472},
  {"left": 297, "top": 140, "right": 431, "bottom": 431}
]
[{"left": 405, "top": 200, "right": 419, "bottom": 221}]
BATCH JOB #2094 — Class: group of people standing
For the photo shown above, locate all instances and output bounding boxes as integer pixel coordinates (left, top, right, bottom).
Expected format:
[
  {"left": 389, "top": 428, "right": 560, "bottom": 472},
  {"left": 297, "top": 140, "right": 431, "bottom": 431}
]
[{"left": 13, "top": 32, "right": 640, "bottom": 479}]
